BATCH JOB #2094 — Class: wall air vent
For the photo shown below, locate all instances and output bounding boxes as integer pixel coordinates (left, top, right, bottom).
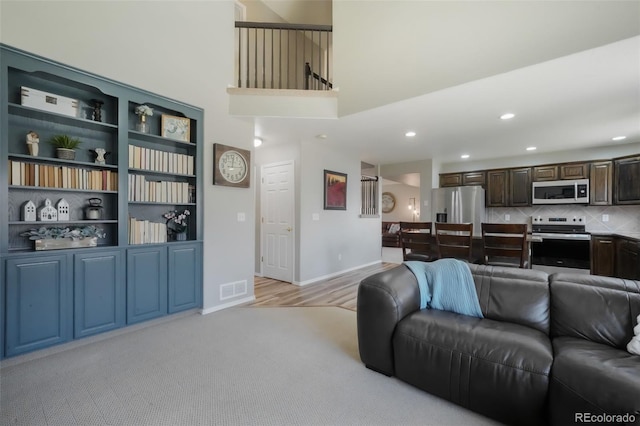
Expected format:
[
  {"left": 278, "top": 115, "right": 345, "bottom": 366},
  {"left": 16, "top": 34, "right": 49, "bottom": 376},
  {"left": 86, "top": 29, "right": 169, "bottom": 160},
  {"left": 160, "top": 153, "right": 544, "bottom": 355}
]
[{"left": 220, "top": 280, "right": 248, "bottom": 301}]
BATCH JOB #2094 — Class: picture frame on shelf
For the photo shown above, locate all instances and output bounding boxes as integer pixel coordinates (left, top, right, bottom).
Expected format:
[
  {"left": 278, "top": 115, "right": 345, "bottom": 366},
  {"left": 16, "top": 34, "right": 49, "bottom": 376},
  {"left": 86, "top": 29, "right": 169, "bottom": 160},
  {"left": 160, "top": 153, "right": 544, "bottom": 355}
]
[
  {"left": 324, "top": 169, "right": 347, "bottom": 210},
  {"left": 161, "top": 114, "right": 190, "bottom": 142}
]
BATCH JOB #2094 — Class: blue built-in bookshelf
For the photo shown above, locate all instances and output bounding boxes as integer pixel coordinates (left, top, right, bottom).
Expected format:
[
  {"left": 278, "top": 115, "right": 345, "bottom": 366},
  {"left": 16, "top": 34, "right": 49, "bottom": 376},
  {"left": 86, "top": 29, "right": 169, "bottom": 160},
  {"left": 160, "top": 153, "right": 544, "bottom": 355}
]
[{"left": 0, "top": 44, "right": 204, "bottom": 358}]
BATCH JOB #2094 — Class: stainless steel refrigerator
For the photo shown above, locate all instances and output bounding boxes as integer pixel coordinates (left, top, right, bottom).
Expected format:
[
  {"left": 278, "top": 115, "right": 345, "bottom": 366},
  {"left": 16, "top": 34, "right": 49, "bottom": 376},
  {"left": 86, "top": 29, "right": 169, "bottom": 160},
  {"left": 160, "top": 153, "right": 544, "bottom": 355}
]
[{"left": 431, "top": 186, "right": 485, "bottom": 236}]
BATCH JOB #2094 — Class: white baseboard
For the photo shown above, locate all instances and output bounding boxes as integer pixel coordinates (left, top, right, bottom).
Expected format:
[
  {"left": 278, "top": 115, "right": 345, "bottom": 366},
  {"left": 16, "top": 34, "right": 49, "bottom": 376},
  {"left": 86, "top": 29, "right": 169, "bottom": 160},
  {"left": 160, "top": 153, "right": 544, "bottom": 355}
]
[
  {"left": 200, "top": 295, "right": 256, "bottom": 315},
  {"left": 294, "top": 260, "right": 382, "bottom": 286}
]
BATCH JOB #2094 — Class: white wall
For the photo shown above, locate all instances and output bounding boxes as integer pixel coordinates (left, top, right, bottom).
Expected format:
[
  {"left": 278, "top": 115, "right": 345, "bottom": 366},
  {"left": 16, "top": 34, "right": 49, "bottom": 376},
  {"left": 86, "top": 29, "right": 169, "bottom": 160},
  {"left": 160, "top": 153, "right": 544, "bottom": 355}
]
[
  {"left": 381, "top": 184, "right": 420, "bottom": 222},
  {"left": 380, "top": 160, "right": 434, "bottom": 222},
  {"left": 242, "top": 0, "right": 287, "bottom": 22},
  {"left": 298, "top": 141, "right": 380, "bottom": 284},
  {"left": 1, "top": 1, "right": 256, "bottom": 312},
  {"left": 254, "top": 140, "right": 380, "bottom": 284}
]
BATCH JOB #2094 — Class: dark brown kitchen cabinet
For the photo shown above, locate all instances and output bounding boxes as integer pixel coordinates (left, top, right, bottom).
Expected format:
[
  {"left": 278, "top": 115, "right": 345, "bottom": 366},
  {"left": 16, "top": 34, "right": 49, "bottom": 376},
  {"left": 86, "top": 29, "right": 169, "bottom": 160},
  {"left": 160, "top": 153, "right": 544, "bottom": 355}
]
[
  {"left": 440, "top": 173, "right": 462, "bottom": 187},
  {"left": 560, "top": 163, "right": 589, "bottom": 180},
  {"left": 614, "top": 155, "right": 640, "bottom": 204},
  {"left": 533, "top": 165, "right": 558, "bottom": 181},
  {"left": 462, "top": 171, "right": 485, "bottom": 186},
  {"left": 533, "top": 162, "right": 589, "bottom": 181},
  {"left": 486, "top": 170, "right": 508, "bottom": 207},
  {"left": 440, "top": 171, "right": 485, "bottom": 188},
  {"left": 616, "top": 237, "right": 640, "bottom": 280},
  {"left": 591, "top": 236, "right": 615, "bottom": 277},
  {"left": 590, "top": 161, "right": 613, "bottom": 206},
  {"left": 509, "top": 168, "right": 531, "bottom": 206}
]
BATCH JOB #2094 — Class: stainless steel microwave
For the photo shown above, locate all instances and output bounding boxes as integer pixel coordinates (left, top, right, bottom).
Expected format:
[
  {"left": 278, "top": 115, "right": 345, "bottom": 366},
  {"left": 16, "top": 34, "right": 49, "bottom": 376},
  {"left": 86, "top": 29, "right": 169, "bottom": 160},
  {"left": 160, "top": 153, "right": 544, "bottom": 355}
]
[{"left": 532, "top": 179, "right": 589, "bottom": 204}]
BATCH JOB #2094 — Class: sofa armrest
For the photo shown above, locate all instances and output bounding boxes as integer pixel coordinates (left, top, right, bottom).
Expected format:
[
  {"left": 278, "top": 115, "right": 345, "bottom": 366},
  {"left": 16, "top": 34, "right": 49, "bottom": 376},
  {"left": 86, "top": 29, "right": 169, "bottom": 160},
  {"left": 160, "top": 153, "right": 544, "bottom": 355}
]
[{"left": 357, "top": 264, "right": 421, "bottom": 376}]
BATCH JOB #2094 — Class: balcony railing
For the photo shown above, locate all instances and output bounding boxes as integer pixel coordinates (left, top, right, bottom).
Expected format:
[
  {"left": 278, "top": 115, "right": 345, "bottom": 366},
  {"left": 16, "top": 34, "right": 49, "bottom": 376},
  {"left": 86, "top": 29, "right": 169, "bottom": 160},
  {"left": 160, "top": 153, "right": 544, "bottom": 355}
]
[
  {"left": 361, "top": 175, "right": 379, "bottom": 216},
  {"left": 235, "top": 21, "right": 333, "bottom": 91}
]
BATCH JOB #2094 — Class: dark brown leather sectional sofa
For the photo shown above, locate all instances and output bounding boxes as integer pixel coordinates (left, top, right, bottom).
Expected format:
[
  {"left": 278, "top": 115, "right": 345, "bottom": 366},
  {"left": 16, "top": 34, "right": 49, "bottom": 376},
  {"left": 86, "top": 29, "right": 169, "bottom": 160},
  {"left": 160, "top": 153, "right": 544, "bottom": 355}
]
[{"left": 357, "top": 263, "right": 640, "bottom": 426}]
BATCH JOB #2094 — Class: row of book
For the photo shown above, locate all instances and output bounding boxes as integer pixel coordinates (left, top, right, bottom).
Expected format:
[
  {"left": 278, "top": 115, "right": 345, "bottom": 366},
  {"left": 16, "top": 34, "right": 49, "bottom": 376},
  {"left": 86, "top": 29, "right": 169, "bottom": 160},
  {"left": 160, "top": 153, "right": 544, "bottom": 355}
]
[
  {"left": 128, "top": 145, "right": 194, "bottom": 175},
  {"left": 8, "top": 160, "right": 118, "bottom": 191},
  {"left": 128, "top": 217, "right": 167, "bottom": 244},
  {"left": 128, "top": 174, "right": 191, "bottom": 204}
]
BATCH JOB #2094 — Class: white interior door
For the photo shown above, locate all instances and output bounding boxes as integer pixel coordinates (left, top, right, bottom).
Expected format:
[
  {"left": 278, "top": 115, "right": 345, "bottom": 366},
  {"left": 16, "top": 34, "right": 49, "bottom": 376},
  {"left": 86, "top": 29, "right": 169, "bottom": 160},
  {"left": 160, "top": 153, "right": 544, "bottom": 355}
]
[{"left": 261, "top": 161, "right": 294, "bottom": 282}]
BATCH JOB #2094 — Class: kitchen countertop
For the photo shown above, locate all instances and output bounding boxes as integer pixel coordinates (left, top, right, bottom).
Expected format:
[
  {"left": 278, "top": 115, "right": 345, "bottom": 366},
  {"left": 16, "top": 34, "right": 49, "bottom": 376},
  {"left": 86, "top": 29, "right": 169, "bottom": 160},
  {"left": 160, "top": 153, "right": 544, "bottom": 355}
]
[{"left": 589, "top": 232, "right": 640, "bottom": 242}]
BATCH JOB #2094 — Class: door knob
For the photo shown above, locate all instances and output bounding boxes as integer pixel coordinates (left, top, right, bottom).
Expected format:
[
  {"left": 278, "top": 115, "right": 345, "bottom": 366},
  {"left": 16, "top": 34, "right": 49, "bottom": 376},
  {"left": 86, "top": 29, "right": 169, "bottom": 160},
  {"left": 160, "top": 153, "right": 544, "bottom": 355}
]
[{"left": 286, "top": 227, "right": 292, "bottom": 232}]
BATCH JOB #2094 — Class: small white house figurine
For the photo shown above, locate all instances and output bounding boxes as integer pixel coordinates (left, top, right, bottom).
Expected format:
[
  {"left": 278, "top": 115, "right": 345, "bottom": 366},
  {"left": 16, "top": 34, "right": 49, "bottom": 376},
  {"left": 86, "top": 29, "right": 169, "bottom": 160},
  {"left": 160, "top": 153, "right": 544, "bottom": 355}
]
[
  {"left": 22, "top": 200, "right": 36, "bottom": 221},
  {"left": 26, "top": 131, "right": 39, "bottom": 156},
  {"left": 37, "top": 198, "right": 58, "bottom": 222},
  {"left": 56, "top": 198, "right": 70, "bottom": 221}
]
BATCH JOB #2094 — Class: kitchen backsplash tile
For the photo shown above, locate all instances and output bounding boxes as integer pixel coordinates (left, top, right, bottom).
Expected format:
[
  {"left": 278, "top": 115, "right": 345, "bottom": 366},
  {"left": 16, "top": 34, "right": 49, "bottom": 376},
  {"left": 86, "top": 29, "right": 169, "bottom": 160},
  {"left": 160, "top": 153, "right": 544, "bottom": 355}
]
[{"left": 486, "top": 205, "right": 640, "bottom": 234}]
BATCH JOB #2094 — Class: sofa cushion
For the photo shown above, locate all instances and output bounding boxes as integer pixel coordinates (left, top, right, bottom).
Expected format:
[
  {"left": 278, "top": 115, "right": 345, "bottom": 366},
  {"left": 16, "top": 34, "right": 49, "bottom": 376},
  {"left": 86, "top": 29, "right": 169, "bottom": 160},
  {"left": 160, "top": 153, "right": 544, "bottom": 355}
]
[
  {"left": 393, "top": 309, "right": 552, "bottom": 426},
  {"left": 468, "top": 264, "right": 551, "bottom": 334},
  {"left": 551, "top": 274, "right": 640, "bottom": 348},
  {"left": 549, "top": 336, "right": 640, "bottom": 426}
]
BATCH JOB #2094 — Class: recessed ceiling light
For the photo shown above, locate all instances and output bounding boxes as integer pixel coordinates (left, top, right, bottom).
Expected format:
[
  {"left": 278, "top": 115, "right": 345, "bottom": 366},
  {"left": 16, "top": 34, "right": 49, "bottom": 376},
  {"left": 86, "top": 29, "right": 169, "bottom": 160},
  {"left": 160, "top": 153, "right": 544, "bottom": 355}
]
[
  {"left": 500, "top": 113, "right": 515, "bottom": 120},
  {"left": 316, "top": 134, "right": 328, "bottom": 139},
  {"left": 254, "top": 137, "right": 263, "bottom": 147},
  {"left": 612, "top": 136, "right": 626, "bottom": 141},
  {"left": 461, "top": 154, "right": 470, "bottom": 159},
  {"left": 526, "top": 146, "right": 537, "bottom": 151},
  {"left": 405, "top": 131, "right": 416, "bottom": 137}
]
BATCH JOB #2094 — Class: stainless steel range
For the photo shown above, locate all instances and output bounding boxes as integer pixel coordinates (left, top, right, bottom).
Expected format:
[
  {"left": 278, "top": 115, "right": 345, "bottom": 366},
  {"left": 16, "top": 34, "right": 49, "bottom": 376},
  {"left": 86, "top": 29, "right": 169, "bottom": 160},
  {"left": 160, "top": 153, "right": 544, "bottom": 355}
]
[{"left": 531, "top": 216, "right": 591, "bottom": 270}]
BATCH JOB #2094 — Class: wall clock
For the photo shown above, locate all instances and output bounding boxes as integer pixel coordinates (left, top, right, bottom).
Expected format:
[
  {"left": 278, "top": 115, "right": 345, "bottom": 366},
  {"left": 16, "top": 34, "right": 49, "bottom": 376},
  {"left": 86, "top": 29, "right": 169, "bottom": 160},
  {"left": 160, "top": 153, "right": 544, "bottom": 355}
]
[
  {"left": 213, "top": 143, "right": 251, "bottom": 188},
  {"left": 382, "top": 192, "right": 396, "bottom": 213}
]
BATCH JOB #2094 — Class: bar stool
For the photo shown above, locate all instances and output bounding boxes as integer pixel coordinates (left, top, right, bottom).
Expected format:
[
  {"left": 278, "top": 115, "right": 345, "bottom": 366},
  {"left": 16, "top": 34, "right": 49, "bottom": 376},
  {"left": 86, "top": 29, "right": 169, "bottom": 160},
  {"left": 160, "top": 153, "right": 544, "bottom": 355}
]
[
  {"left": 435, "top": 222, "right": 474, "bottom": 262},
  {"left": 399, "top": 222, "right": 435, "bottom": 262},
  {"left": 481, "top": 223, "right": 529, "bottom": 268}
]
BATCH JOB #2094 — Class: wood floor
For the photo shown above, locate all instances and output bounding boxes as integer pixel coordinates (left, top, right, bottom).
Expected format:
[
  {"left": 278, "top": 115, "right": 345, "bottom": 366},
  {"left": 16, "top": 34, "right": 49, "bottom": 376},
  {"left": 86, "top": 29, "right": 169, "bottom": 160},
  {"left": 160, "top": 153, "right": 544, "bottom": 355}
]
[{"left": 247, "top": 262, "right": 399, "bottom": 311}]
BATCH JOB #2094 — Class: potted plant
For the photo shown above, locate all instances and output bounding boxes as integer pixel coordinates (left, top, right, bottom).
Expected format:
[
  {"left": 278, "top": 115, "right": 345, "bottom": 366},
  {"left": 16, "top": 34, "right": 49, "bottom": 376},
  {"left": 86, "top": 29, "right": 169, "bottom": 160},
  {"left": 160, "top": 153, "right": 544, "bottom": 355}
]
[
  {"left": 49, "top": 134, "right": 82, "bottom": 160},
  {"left": 163, "top": 209, "right": 190, "bottom": 241}
]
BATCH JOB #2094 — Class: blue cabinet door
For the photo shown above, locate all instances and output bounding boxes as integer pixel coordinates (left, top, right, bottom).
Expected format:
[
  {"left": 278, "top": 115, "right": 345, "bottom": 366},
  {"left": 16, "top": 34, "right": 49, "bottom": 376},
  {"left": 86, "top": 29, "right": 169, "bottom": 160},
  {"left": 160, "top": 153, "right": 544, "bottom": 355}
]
[
  {"left": 127, "top": 246, "right": 167, "bottom": 324},
  {"left": 74, "top": 250, "right": 125, "bottom": 338},
  {"left": 5, "top": 255, "right": 71, "bottom": 357},
  {"left": 168, "top": 243, "right": 202, "bottom": 313}
]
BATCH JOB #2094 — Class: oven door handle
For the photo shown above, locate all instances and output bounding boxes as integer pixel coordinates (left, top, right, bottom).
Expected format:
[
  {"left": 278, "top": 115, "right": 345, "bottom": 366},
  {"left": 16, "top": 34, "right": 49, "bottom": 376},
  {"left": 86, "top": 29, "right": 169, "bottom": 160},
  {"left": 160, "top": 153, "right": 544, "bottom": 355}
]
[{"left": 532, "top": 232, "right": 591, "bottom": 241}]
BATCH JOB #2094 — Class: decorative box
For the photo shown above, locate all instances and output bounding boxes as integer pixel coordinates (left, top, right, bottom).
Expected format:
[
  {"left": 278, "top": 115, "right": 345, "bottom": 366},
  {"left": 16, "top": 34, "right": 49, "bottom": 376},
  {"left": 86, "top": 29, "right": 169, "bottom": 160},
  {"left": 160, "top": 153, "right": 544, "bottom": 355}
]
[
  {"left": 21, "top": 86, "right": 79, "bottom": 117},
  {"left": 35, "top": 237, "right": 97, "bottom": 251}
]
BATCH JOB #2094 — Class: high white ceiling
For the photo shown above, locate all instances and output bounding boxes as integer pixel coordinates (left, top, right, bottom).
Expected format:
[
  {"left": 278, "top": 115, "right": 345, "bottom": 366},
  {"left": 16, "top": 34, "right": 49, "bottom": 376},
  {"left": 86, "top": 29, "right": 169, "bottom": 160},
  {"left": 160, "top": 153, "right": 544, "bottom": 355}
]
[
  {"left": 251, "top": 1, "right": 640, "bottom": 166},
  {"left": 260, "top": 0, "right": 332, "bottom": 25}
]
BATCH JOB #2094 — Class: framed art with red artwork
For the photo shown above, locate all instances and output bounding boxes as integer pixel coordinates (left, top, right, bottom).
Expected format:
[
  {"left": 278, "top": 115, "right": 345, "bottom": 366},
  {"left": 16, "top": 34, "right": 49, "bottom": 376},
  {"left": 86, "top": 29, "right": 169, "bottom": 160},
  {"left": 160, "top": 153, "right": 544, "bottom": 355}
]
[{"left": 324, "top": 169, "right": 347, "bottom": 210}]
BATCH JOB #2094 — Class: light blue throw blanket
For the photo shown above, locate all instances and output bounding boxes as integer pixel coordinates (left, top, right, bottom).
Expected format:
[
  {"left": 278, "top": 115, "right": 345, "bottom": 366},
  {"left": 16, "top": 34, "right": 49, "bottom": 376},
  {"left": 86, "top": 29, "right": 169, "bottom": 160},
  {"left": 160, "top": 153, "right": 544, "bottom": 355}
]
[{"left": 404, "top": 259, "right": 484, "bottom": 318}]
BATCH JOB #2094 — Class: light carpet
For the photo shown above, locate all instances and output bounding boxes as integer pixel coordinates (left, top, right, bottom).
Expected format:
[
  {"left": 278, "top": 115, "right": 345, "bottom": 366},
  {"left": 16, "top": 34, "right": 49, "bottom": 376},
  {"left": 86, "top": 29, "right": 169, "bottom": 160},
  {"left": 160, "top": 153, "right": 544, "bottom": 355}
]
[{"left": 1, "top": 306, "right": 502, "bottom": 426}]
